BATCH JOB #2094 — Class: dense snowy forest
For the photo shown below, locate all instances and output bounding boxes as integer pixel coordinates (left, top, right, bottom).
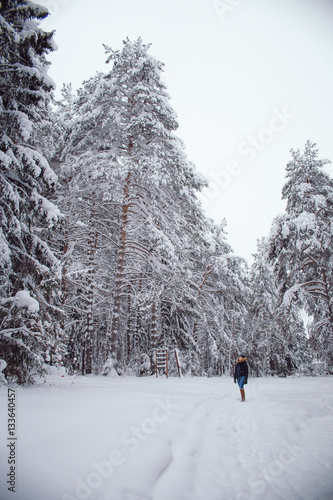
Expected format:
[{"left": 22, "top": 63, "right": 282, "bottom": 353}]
[{"left": 1, "top": 1, "right": 332, "bottom": 384}]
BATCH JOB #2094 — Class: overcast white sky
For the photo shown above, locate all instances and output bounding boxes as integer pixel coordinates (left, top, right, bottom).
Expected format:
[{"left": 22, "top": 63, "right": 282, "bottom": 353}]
[{"left": 39, "top": 0, "right": 333, "bottom": 263}]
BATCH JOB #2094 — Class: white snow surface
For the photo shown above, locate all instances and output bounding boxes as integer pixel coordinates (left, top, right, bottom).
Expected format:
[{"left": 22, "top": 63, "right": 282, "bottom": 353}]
[
  {"left": 0, "top": 376, "right": 333, "bottom": 500},
  {"left": 281, "top": 223, "right": 290, "bottom": 239},
  {"left": 294, "top": 212, "right": 316, "bottom": 232},
  {"left": 13, "top": 290, "right": 39, "bottom": 312},
  {"left": 203, "top": 233, "right": 216, "bottom": 253}
]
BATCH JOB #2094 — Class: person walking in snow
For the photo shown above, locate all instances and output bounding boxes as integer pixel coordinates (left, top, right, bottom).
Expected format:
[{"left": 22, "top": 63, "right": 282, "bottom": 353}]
[{"left": 234, "top": 355, "right": 248, "bottom": 402}]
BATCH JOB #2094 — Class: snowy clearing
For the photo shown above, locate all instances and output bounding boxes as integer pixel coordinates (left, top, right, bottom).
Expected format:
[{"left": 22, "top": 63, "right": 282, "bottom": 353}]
[{"left": 1, "top": 376, "right": 333, "bottom": 500}]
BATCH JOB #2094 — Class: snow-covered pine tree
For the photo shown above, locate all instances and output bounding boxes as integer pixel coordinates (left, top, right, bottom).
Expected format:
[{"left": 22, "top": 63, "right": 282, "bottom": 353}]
[
  {"left": 213, "top": 248, "right": 250, "bottom": 375},
  {"left": 53, "top": 72, "right": 122, "bottom": 375},
  {"left": 35, "top": 83, "right": 75, "bottom": 166},
  {"left": 57, "top": 38, "right": 247, "bottom": 377},
  {"left": 267, "top": 141, "right": 333, "bottom": 370},
  {"left": 0, "top": 1, "right": 64, "bottom": 383},
  {"left": 247, "top": 238, "right": 309, "bottom": 376},
  {"left": 247, "top": 239, "right": 277, "bottom": 376},
  {"left": 192, "top": 219, "right": 250, "bottom": 375},
  {"left": 272, "top": 301, "right": 309, "bottom": 376},
  {"left": 97, "top": 39, "right": 207, "bottom": 373}
]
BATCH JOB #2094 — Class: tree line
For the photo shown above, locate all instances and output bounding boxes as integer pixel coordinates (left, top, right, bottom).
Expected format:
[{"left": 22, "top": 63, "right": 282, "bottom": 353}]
[{"left": 0, "top": 1, "right": 332, "bottom": 383}]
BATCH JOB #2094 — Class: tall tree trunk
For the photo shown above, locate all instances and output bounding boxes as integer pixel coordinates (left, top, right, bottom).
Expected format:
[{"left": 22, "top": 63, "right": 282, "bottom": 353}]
[
  {"left": 125, "top": 285, "right": 132, "bottom": 364},
  {"left": 193, "top": 264, "right": 214, "bottom": 343},
  {"left": 151, "top": 291, "right": 162, "bottom": 349},
  {"left": 109, "top": 172, "right": 131, "bottom": 363},
  {"left": 133, "top": 275, "right": 143, "bottom": 360},
  {"left": 82, "top": 193, "right": 98, "bottom": 375}
]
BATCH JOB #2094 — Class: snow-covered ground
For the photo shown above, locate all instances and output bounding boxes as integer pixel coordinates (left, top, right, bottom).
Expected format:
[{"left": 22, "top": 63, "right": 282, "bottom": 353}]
[{"left": 1, "top": 375, "right": 333, "bottom": 500}]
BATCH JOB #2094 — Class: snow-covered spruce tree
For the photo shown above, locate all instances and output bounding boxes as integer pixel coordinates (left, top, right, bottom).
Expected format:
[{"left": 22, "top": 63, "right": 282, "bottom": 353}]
[
  {"left": 0, "top": 1, "right": 64, "bottom": 383},
  {"left": 267, "top": 141, "right": 333, "bottom": 371}
]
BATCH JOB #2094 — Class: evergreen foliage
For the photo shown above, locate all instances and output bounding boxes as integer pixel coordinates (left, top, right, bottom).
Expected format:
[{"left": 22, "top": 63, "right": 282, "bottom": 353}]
[
  {"left": 1, "top": 3, "right": 332, "bottom": 381},
  {"left": 0, "top": 0, "right": 64, "bottom": 383},
  {"left": 267, "top": 142, "right": 333, "bottom": 372}
]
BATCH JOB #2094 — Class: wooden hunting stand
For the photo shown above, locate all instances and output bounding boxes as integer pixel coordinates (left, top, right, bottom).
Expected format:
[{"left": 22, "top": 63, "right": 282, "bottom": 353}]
[
  {"left": 155, "top": 348, "right": 182, "bottom": 378},
  {"left": 174, "top": 348, "right": 181, "bottom": 378},
  {"left": 155, "top": 347, "right": 168, "bottom": 378}
]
